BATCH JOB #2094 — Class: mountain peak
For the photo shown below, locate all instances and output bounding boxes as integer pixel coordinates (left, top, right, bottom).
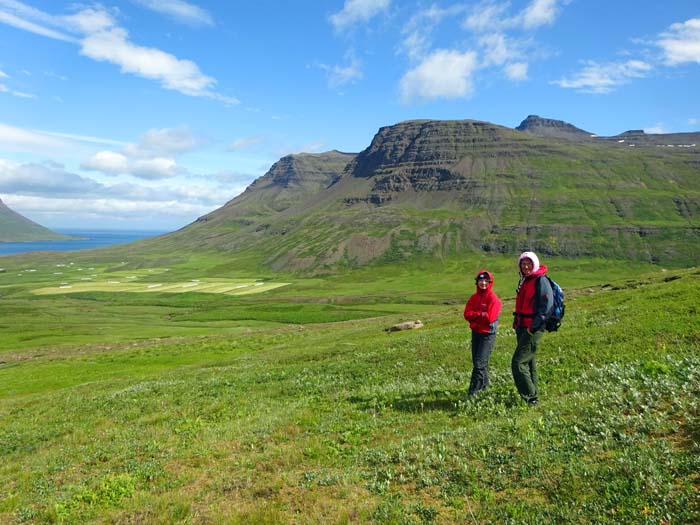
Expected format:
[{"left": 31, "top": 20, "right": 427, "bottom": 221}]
[
  {"left": 0, "top": 198, "right": 71, "bottom": 242},
  {"left": 516, "top": 115, "right": 592, "bottom": 140},
  {"left": 347, "top": 119, "right": 517, "bottom": 180}
]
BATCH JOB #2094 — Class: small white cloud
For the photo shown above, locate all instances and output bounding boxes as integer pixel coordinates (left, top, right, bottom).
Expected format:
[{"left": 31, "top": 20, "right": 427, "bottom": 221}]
[
  {"left": 400, "top": 49, "right": 478, "bottom": 102},
  {"left": 402, "top": 5, "right": 466, "bottom": 61},
  {"left": 505, "top": 62, "right": 528, "bottom": 81},
  {"left": 229, "top": 136, "right": 263, "bottom": 151},
  {"left": 479, "top": 33, "right": 516, "bottom": 66},
  {"left": 124, "top": 126, "right": 202, "bottom": 158},
  {"left": 521, "top": 0, "right": 563, "bottom": 29},
  {"left": 299, "top": 141, "right": 327, "bottom": 153},
  {"left": 63, "top": 7, "right": 116, "bottom": 34},
  {"left": 463, "top": 1, "right": 511, "bottom": 32},
  {"left": 329, "top": 0, "right": 391, "bottom": 31},
  {"left": 551, "top": 59, "right": 652, "bottom": 94},
  {"left": 0, "top": 69, "right": 7, "bottom": 78},
  {"left": 657, "top": 18, "right": 700, "bottom": 66},
  {"left": 133, "top": 0, "right": 214, "bottom": 26},
  {"left": 5, "top": 88, "right": 35, "bottom": 98},
  {"left": 82, "top": 151, "right": 129, "bottom": 175},
  {"left": 644, "top": 123, "right": 667, "bottom": 134},
  {"left": 130, "top": 158, "right": 183, "bottom": 179},
  {"left": 80, "top": 126, "right": 203, "bottom": 179},
  {"left": 316, "top": 53, "right": 363, "bottom": 89},
  {"left": 689, "top": 118, "right": 699, "bottom": 126}
]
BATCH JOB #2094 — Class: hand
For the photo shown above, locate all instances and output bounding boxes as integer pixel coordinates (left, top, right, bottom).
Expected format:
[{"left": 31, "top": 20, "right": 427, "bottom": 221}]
[{"left": 527, "top": 328, "right": 533, "bottom": 336}]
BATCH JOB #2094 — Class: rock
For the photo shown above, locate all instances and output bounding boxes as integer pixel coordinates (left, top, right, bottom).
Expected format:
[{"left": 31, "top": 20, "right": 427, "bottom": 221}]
[{"left": 386, "top": 320, "right": 424, "bottom": 332}]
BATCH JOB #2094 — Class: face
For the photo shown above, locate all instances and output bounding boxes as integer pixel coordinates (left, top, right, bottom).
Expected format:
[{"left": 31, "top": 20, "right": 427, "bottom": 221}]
[
  {"left": 520, "top": 258, "right": 534, "bottom": 276},
  {"left": 477, "top": 277, "right": 490, "bottom": 289}
]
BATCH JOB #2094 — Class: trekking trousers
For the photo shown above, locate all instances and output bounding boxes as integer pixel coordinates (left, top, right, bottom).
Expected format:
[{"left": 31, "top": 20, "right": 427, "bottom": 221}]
[
  {"left": 468, "top": 331, "right": 496, "bottom": 396},
  {"left": 512, "top": 326, "right": 544, "bottom": 404}
]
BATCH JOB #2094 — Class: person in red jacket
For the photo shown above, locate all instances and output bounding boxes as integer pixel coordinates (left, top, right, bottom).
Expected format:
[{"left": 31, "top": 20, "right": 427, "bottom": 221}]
[
  {"left": 463, "top": 270, "right": 502, "bottom": 396},
  {"left": 512, "top": 251, "right": 553, "bottom": 406}
]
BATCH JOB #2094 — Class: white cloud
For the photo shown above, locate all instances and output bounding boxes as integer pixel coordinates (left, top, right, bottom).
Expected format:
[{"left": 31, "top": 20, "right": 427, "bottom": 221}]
[
  {"left": 402, "top": 5, "right": 466, "bottom": 61},
  {"left": 1, "top": 157, "right": 225, "bottom": 206},
  {"left": 299, "top": 141, "right": 327, "bottom": 153},
  {"left": 521, "top": 0, "right": 563, "bottom": 29},
  {"left": 124, "top": 126, "right": 202, "bottom": 158},
  {"left": 644, "top": 123, "right": 667, "bottom": 134},
  {"left": 63, "top": 7, "right": 115, "bottom": 34},
  {"left": 330, "top": 0, "right": 391, "bottom": 31},
  {"left": 0, "top": 154, "right": 229, "bottom": 230},
  {"left": 81, "top": 126, "right": 200, "bottom": 179},
  {"left": 80, "top": 27, "right": 219, "bottom": 98},
  {"left": 0, "top": 159, "right": 103, "bottom": 196},
  {"left": 133, "top": 0, "right": 214, "bottom": 27},
  {"left": 463, "top": 0, "right": 567, "bottom": 32},
  {"left": 82, "top": 151, "right": 130, "bottom": 175},
  {"left": 0, "top": 69, "right": 7, "bottom": 78},
  {"left": 37, "top": 129, "right": 126, "bottom": 147},
  {"left": 400, "top": 49, "right": 478, "bottom": 102},
  {"left": 130, "top": 158, "right": 183, "bottom": 179},
  {"left": 0, "top": 7, "right": 75, "bottom": 42},
  {"left": 463, "top": 1, "right": 510, "bottom": 32},
  {"left": 689, "top": 118, "right": 699, "bottom": 127},
  {"left": 657, "top": 18, "right": 700, "bottom": 66},
  {"left": 316, "top": 53, "right": 364, "bottom": 89},
  {"left": 0, "top": 2, "right": 236, "bottom": 103},
  {"left": 479, "top": 32, "right": 517, "bottom": 66},
  {"left": 0, "top": 82, "right": 36, "bottom": 98},
  {"left": 505, "top": 61, "right": 528, "bottom": 81},
  {"left": 0, "top": 122, "right": 76, "bottom": 153},
  {"left": 551, "top": 59, "right": 652, "bottom": 94},
  {"left": 229, "top": 136, "right": 263, "bottom": 151},
  {"left": 3, "top": 193, "right": 219, "bottom": 230}
]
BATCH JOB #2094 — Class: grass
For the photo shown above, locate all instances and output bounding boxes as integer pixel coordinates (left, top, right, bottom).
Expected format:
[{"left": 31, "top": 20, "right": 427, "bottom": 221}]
[{"left": 0, "top": 251, "right": 698, "bottom": 523}]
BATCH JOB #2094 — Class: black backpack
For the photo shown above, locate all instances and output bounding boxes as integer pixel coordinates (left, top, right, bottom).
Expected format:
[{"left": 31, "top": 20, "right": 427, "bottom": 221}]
[{"left": 538, "top": 276, "right": 565, "bottom": 332}]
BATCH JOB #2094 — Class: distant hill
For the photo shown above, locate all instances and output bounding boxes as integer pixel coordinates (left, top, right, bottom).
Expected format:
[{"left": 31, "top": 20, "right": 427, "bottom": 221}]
[
  {"left": 133, "top": 117, "right": 700, "bottom": 271},
  {"left": 0, "top": 198, "right": 71, "bottom": 242},
  {"left": 516, "top": 115, "right": 593, "bottom": 141}
]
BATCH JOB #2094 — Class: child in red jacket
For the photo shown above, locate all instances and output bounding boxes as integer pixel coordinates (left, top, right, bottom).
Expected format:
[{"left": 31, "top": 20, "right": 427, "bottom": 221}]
[{"left": 463, "top": 270, "right": 502, "bottom": 396}]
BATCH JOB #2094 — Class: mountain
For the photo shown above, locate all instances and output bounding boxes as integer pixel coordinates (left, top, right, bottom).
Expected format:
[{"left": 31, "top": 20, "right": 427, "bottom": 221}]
[
  {"left": 137, "top": 117, "right": 700, "bottom": 271},
  {"left": 516, "top": 115, "right": 593, "bottom": 141},
  {"left": 0, "top": 198, "right": 72, "bottom": 242}
]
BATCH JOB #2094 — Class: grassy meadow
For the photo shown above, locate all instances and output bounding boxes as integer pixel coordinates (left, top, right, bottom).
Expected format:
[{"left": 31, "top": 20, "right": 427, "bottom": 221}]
[{"left": 0, "top": 251, "right": 698, "bottom": 524}]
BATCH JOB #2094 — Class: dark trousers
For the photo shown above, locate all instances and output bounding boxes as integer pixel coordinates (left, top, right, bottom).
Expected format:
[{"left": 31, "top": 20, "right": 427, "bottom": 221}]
[
  {"left": 469, "top": 331, "right": 496, "bottom": 395},
  {"left": 512, "top": 326, "right": 544, "bottom": 403}
]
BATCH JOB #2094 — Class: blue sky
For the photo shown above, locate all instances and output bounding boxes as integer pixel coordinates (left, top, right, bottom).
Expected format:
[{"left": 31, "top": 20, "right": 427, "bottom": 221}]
[{"left": 0, "top": 0, "right": 699, "bottom": 231}]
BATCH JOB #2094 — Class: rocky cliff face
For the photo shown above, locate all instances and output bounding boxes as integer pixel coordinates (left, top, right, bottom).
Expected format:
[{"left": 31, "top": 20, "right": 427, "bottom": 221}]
[
  {"left": 339, "top": 119, "right": 534, "bottom": 206},
  {"left": 197, "top": 150, "right": 355, "bottom": 221}
]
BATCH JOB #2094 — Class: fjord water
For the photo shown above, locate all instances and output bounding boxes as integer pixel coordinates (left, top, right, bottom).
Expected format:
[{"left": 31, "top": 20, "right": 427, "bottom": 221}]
[{"left": 0, "top": 230, "right": 165, "bottom": 256}]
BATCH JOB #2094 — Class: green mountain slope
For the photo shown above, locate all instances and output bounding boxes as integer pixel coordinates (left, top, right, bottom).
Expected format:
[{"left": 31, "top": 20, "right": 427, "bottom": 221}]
[
  {"left": 0, "top": 198, "right": 71, "bottom": 242},
  {"left": 135, "top": 118, "right": 700, "bottom": 271}
]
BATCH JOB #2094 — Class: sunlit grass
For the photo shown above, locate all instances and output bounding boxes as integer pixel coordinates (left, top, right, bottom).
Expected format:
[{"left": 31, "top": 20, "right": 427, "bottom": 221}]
[{"left": 0, "top": 264, "right": 698, "bottom": 523}]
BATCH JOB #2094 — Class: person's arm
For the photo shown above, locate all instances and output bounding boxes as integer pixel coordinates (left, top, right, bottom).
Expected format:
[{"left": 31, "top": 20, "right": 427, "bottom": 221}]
[
  {"left": 486, "top": 294, "right": 502, "bottom": 323},
  {"left": 464, "top": 296, "right": 480, "bottom": 321},
  {"left": 530, "top": 277, "right": 553, "bottom": 332}
]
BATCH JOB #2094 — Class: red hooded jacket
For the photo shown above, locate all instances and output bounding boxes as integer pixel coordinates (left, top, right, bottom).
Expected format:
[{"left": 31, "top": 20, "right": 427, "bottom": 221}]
[
  {"left": 514, "top": 264, "right": 550, "bottom": 330},
  {"left": 463, "top": 270, "right": 502, "bottom": 334}
]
